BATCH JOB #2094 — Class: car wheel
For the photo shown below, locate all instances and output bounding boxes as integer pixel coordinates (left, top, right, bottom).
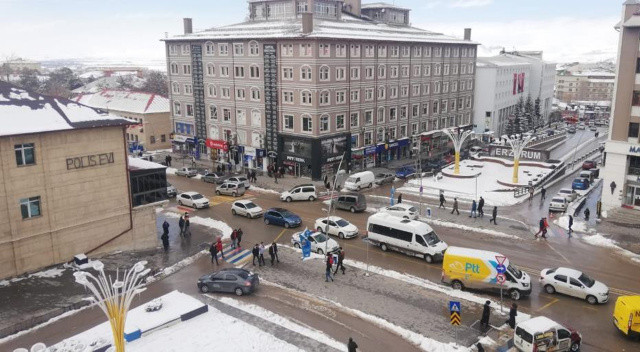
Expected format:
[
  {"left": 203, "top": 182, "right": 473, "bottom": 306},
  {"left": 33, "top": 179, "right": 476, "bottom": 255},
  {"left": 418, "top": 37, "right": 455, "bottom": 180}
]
[
  {"left": 350, "top": 207, "right": 356, "bottom": 213},
  {"left": 510, "top": 289, "right": 522, "bottom": 301},
  {"left": 216, "top": 190, "right": 221, "bottom": 195},
  {"left": 338, "top": 232, "right": 344, "bottom": 239},
  {"left": 284, "top": 222, "right": 290, "bottom": 228},
  {"left": 264, "top": 218, "right": 270, "bottom": 225},
  {"left": 380, "top": 243, "right": 388, "bottom": 252},
  {"left": 199, "top": 285, "right": 209, "bottom": 293},
  {"left": 317, "top": 248, "right": 324, "bottom": 255},
  {"left": 586, "top": 295, "right": 598, "bottom": 305},
  {"left": 424, "top": 254, "right": 433, "bottom": 263},
  {"left": 544, "top": 284, "right": 556, "bottom": 294},
  {"left": 294, "top": 242, "right": 301, "bottom": 249},
  {"left": 232, "top": 209, "right": 237, "bottom": 215},
  {"left": 368, "top": 183, "right": 373, "bottom": 188},
  {"left": 570, "top": 342, "right": 580, "bottom": 352},
  {"left": 357, "top": 185, "right": 361, "bottom": 191},
  {"left": 234, "top": 287, "right": 244, "bottom": 296},
  {"left": 286, "top": 197, "right": 292, "bottom": 203},
  {"left": 451, "top": 280, "right": 464, "bottom": 290},
  {"left": 309, "top": 196, "right": 316, "bottom": 201},
  {"left": 403, "top": 216, "right": 409, "bottom": 219},
  {"left": 317, "top": 227, "right": 324, "bottom": 233},
  {"left": 246, "top": 213, "right": 252, "bottom": 219},
  {"left": 178, "top": 200, "right": 182, "bottom": 205},
  {"left": 232, "top": 192, "right": 237, "bottom": 197}
]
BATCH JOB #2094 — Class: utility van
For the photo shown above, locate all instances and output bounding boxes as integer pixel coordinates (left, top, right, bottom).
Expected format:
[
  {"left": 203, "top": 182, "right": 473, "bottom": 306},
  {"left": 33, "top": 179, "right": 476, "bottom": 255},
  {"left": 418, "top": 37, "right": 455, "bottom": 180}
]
[
  {"left": 613, "top": 295, "right": 640, "bottom": 339},
  {"left": 366, "top": 213, "right": 447, "bottom": 263},
  {"left": 344, "top": 171, "right": 375, "bottom": 191},
  {"left": 442, "top": 246, "right": 531, "bottom": 300},
  {"left": 514, "top": 316, "right": 582, "bottom": 352}
]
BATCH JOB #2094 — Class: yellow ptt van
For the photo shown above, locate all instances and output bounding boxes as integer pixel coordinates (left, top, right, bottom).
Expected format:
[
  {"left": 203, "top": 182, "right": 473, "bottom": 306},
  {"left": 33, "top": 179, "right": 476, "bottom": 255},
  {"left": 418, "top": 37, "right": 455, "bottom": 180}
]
[{"left": 613, "top": 295, "right": 640, "bottom": 339}]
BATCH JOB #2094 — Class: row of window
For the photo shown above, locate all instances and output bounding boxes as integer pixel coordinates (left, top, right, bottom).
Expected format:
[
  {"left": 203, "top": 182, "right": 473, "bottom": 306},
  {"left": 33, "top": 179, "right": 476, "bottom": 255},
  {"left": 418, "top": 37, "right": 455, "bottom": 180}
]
[
  {"left": 125, "top": 133, "right": 167, "bottom": 144},
  {"left": 169, "top": 41, "right": 261, "bottom": 57},
  {"left": 13, "top": 144, "right": 44, "bottom": 220}
]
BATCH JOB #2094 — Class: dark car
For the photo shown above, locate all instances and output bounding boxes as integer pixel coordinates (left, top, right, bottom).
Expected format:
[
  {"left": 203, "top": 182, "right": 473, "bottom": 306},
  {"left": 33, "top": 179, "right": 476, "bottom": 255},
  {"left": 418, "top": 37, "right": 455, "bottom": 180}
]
[
  {"left": 582, "top": 160, "right": 597, "bottom": 170},
  {"left": 424, "top": 159, "right": 447, "bottom": 172},
  {"left": 197, "top": 268, "right": 259, "bottom": 296},
  {"left": 332, "top": 193, "right": 367, "bottom": 213},
  {"left": 395, "top": 166, "right": 416, "bottom": 179},
  {"left": 264, "top": 208, "right": 302, "bottom": 228},
  {"left": 201, "top": 172, "right": 226, "bottom": 184}
]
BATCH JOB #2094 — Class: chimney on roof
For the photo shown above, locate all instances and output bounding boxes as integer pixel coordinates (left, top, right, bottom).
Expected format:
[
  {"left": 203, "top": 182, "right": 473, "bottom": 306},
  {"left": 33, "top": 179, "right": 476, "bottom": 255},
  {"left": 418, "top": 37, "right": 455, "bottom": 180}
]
[
  {"left": 464, "top": 28, "right": 471, "bottom": 41},
  {"left": 344, "top": 0, "right": 362, "bottom": 16},
  {"left": 183, "top": 18, "right": 193, "bottom": 35},
  {"left": 302, "top": 0, "right": 314, "bottom": 34}
]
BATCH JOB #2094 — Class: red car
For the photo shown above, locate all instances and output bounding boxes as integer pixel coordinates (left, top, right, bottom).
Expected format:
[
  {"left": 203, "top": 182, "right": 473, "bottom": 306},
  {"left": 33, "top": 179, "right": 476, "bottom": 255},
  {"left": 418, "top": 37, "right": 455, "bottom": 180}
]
[{"left": 581, "top": 160, "right": 596, "bottom": 170}]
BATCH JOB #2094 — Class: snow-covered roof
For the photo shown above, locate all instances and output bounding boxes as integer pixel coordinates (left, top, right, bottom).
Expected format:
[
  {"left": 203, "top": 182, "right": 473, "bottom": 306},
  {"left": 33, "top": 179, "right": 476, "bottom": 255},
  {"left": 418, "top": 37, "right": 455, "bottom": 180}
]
[
  {"left": 476, "top": 55, "right": 531, "bottom": 68},
  {"left": 165, "top": 12, "right": 477, "bottom": 45},
  {"left": 72, "top": 75, "right": 146, "bottom": 94},
  {"left": 0, "top": 82, "right": 133, "bottom": 137},
  {"left": 517, "top": 316, "right": 559, "bottom": 333},
  {"left": 73, "top": 90, "right": 169, "bottom": 115},
  {"left": 362, "top": 2, "right": 410, "bottom": 11},
  {"left": 571, "top": 71, "right": 615, "bottom": 77},
  {"left": 128, "top": 156, "right": 166, "bottom": 171}
]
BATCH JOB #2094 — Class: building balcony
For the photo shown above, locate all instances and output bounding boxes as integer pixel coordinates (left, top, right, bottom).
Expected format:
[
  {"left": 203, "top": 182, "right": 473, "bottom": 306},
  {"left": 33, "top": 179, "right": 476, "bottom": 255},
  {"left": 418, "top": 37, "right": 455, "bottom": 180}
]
[{"left": 632, "top": 106, "right": 640, "bottom": 117}]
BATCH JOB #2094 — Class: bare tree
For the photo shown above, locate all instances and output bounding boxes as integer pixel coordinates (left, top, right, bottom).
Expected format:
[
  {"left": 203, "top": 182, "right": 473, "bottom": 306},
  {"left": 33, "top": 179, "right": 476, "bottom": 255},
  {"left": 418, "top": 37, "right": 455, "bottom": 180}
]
[{"left": 140, "top": 70, "right": 168, "bottom": 96}]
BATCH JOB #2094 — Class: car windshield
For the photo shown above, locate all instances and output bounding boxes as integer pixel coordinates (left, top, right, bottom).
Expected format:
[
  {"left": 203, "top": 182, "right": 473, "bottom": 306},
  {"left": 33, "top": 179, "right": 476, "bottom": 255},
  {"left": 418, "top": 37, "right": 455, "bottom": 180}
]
[
  {"left": 314, "top": 233, "right": 328, "bottom": 243},
  {"left": 346, "top": 177, "right": 357, "bottom": 183},
  {"left": 552, "top": 198, "right": 565, "bottom": 203},
  {"left": 408, "top": 206, "right": 417, "bottom": 212},
  {"left": 559, "top": 190, "right": 569, "bottom": 194},
  {"left": 507, "top": 264, "right": 523, "bottom": 279},
  {"left": 192, "top": 194, "right": 204, "bottom": 200},
  {"left": 376, "top": 174, "right": 385, "bottom": 178},
  {"left": 423, "top": 231, "right": 440, "bottom": 245},
  {"left": 281, "top": 211, "right": 295, "bottom": 217},
  {"left": 336, "top": 219, "right": 350, "bottom": 227},
  {"left": 578, "top": 273, "right": 595, "bottom": 288},
  {"left": 245, "top": 203, "right": 257, "bottom": 209}
]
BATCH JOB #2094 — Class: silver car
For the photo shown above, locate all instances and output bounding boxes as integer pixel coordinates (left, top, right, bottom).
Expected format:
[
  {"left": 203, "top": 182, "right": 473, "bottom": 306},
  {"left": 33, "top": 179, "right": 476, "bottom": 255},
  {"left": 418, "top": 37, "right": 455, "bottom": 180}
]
[
  {"left": 202, "top": 172, "right": 225, "bottom": 184},
  {"left": 226, "top": 176, "right": 250, "bottom": 189},
  {"left": 374, "top": 172, "right": 395, "bottom": 185},
  {"left": 175, "top": 167, "right": 197, "bottom": 177},
  {"left": 216, "top": 182, "right": 246, "bottom": 197}
]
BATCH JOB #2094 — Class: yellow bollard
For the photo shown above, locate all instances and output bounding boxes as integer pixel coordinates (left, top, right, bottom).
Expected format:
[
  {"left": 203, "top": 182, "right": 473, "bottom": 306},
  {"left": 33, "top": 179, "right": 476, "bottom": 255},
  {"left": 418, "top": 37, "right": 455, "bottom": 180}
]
[
  {"left": 454, "top": 152, "right": 460, "bottom": 174},
  {"left": 512, "top": 158, "right": 520, "bottom": 184}
]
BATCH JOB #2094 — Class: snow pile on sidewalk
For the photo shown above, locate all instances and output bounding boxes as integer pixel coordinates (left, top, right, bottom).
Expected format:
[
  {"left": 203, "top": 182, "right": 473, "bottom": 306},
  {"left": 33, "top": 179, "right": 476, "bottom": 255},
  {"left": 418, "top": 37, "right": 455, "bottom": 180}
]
[
  {"left": 0, "top": 266, "right": 66, "bottom": 287},
  {"left": 163, "top": 211, "right": 232, "bottom": 238},
  {"left": 165, "top": 167, "right": 202, "bottom": 180},
  {"left": 580, "top": 234, "right": 640, "bottom": 264},
  {"left": 422, "top": 218, "right": 521, "bottom": 240},
  {"left": 250, "top": 185, "right": 281, "bottom": 195},
  {"left": 555, "top": 215, "right": 587, "bottom": 233},
  {"left": 147, "top": 250, "right": 208, "bottom": 283}
]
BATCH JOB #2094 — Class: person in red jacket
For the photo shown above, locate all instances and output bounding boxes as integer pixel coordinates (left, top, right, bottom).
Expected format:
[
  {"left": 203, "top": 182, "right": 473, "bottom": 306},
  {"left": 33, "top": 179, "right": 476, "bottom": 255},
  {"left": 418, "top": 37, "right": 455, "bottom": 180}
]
[{"left": 216, "top": 238, "right": 224, "bottom": 259}]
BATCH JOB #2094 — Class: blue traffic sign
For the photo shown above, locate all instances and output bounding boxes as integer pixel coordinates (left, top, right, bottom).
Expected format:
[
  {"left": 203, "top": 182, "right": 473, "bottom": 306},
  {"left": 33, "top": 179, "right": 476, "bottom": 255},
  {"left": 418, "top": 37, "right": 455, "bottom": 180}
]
[
  {"left": 449, "top": 301, "right": 461, "bottom": 313},
  {"left": 496, "top": 264, "right": 506, "bottom": 274}
]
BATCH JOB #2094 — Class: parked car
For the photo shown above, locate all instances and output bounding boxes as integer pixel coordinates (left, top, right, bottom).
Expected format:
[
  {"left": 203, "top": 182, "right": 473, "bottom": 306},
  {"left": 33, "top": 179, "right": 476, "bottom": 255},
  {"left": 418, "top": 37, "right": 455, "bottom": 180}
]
[
  {"left": 226, "top": 176, "right": 250, "bottom": 189},
  {"left": 557, "top": 188, "right": 578, "bottom": 202},
  {"left": 548, "top": 197, "right": 569, "bottom": 212},
  {"left": 589, "top": 126, "right": 597, "bottom": 132},
  {"left": 374, "top": 172, "right": 395, "bottom": 185},
  {"left": 380, "top": 203, "right": 418, "bottom": 220},
  {"left": 540, "top": 267, "right": 609, "bottom": 304},
  {"left": 469, "top": 146, "right": 483, "bottom": 156},
  {"left": 424, "top": 159, "right": 447, "bottom": 172},
  {"left": 514, "top": 316, "right": 581, "bottom": 352},
  {"left": 331, "top": 193, "right": 367, "bottom": 213},
  {"left": 577, "top": 123, "right": 586, "bottom": 130},
  {"left": 280, "top": 184, "right": 317, "bottom": 202},
  {"left": 395, "top": 166, "right": 416, "bottom": 179},
  {"left": 175, "top": 167, "right": 198, "bottom": 177},
  {"left": 264, "top": 208, "right": 301, "bottom": 228},
  {"left": 231, "top": 200, "right": 263, "bottom": 218},
  {"left": 215, "top": 182, "right": 246, "bottom": 197},
  {"left": 166, "top": 182, "right": 177, "bottom": 197},
  {"left": 582, "top": 160, "right": 597, "bottom": 170},
  {"left": 197, "top": 268, "right": 259, "bottom": 296},
  {"left": 344, "top": 171, "right": 375, "bottom": 191},
  {"left": 177, "top": 191, "right": 210, "bottom": 209},
  {"left": 290, "top": 231, "right": 339, "bottom": 255},
  {"left": 201, "top": 172, "right": 226, "bottom": 184},
  {"left": 314, "top": 216, "right": 359, "bottom": 239},
  {"left": 567, "top": 127, "right": 576, "bottom": 134},
  {"left": 571, "top": 178, "right": 590, "bottom": 190}
]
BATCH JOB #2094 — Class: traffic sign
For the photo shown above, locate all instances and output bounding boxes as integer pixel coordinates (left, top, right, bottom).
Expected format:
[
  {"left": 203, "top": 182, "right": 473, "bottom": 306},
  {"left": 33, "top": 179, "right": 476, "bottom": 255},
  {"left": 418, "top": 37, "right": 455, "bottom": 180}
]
[
  {"left": 497, "top": 273, "right": 506, "bottom": 284},
  {"left": 450, "top": 312, "right": 461, "bottom": 326},
  {"left": 495, "top": 255, "right": 507, "bottom": 265},
  {"left": 449, "top": 301, "right": 461, "bottom": 326},
  {"left": 449, "top": 301, "right": 461, "bottom": 313},
  {"left": 496, "top": 264, "right": 506, "bottom": 274}
]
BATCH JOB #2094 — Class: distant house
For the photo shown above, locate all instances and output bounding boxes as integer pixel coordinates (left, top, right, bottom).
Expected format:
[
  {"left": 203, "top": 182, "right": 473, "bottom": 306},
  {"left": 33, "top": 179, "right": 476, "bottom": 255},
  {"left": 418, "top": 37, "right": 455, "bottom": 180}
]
[{"left": 72, "top": 75, "right": 146, "bottom": 94}]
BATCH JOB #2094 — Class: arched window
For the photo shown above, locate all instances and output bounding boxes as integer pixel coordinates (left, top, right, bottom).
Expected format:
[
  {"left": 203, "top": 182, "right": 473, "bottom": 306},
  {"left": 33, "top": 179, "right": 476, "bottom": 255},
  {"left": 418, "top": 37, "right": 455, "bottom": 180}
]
[
  {"left": 377, "top": 107, "right": 385, "bottom": 123},
  {"left": 301, "top": 90, "right": 312, "bottom": 105},
  {"left": 207, "top": 63, "right": 215, "bottom": 76},
  {"left": 319, "top": 90, "right": 329, "bottom": 105},
  {"left": 301, "top": 114, "right": 313, "bottom": 132},
  {"left": 209, "top": 104, "right": 218, "bottom": 120},
  {"left": 205, "top": 42, "right": 215, "bottom": 55},
  {"left": 252, "top": 131, "right": 262, "bottom": 147},
  {"left": 171, "top": 82, "right": 180, "bottom": 94},
  {"left": 251, "top": 109, "right": 262, "bottom": 126},
  {"left": 249, "top": 41, "right": 259, "bottom": 56},
  {"left": 320, "top": 114, "right": 329, "bottom": 132},
  {"left": 300, "top": 65, "right": 312, "bottom": 80},
  {"left": 170, "top": 62, "right": 179, "bottom": 75},
  {"left": 210, "top": 126, "right": 219, "bottom": 139},
  {"left": 207, "top": 84, "right": 216, "bottom": 97},
  {"left": 319, "top": 65, "right": 329, "bottom": 81},
  {"left": 250, "top": 87, "right": 261, "bottom": 101}
]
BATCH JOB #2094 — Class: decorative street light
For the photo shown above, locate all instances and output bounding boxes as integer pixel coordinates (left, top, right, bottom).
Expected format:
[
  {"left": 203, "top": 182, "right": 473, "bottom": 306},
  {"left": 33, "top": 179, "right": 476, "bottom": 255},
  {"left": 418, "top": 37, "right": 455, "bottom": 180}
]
[
  {"left": 505, "top": 135, "right": 534, "bottom": 184},
  {"left": 442, "top": 128, "right": 473, "bottom": 175},
  {"left": 74, "top": 261, "right": 150, "bottom": 352}
]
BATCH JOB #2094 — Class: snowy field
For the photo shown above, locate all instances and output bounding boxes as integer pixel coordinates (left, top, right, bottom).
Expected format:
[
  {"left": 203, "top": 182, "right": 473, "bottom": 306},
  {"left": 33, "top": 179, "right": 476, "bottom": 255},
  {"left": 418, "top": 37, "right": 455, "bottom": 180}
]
[{"left": 401, "top": 159, "right": 553, "bottom": 206}]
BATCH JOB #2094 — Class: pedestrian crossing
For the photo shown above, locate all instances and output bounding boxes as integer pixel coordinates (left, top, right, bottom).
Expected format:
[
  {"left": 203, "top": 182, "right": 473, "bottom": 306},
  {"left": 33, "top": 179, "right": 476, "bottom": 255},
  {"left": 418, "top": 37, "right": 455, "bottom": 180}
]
[{"left": 220, "top": 244, "right": 253, "bottom": 266}]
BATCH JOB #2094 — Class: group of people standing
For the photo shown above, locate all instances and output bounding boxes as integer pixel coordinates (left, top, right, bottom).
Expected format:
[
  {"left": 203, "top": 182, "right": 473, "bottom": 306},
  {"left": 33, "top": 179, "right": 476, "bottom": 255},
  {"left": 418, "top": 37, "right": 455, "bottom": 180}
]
[
  {"left": 325, "top": 248, "right": 346, "bottom": 282},
  {"left": 267, "top": 165, "right": 286, "bottom": 184},
  {"left": 438, "top": 192, "right": 498, "bottom": 225},
  {"left": 252, "top": 242, "right": 280, "bottom": 266},
  {"left": 159, "top": 213, "right": 192, "bottom": 251}
]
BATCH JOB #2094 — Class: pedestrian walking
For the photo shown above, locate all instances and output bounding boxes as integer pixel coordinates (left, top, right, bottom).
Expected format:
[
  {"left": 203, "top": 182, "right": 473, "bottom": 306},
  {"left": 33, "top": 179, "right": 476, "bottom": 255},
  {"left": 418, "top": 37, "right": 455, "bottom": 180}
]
[
  {"left": 165, "top": 155, "right": 172, "bottom": 167},
  {"left": 161, "top": 220, "right": 170, "bottom": 251},
  {"left": 183, "top": 213, "right": 191, "bottom": 237},
  {"left": 451, "top": 197, "right": 460, "bottom": 215},
  {"left": 397, "top": 193, "right": 403, "bottom": 204},
  {"left": 543, "top": 217, "right": 549, "bottom": 238},
  {"left": 272, "top": 241, "right": 279, "bottom": 263},
  {"left": 216, "top": 238, "right": 224, "bottom": 259},
  {"left": 267, "top": 164, "right": 274, "bottom": 178},
  {"left": 489, "top": 206, "right": 498, "bottom": 225},
  {"left": 252, "top": 244, "right": 260, "bottom": 266},
  {"left": 251, "top": 170, "right": 257, "bottom": 182},
  {"left": 469, "top": 200, "right": 477, "bottom": 218},
  {"left": 480, "top": 300, "right": 491, "bottom": 333},
  {"left": 274, "top": 170, "right": 278, "bottom": 184},
  {"left": 347, "top": 337, "right": 358, "bottom": 352},
  {"left": 258, "top": 242, "right": 266, "bottom": 266},
  {"left": 476, "top": 343, "right": 485, "bottom": 352},
  {"left": 334, "top": 247, "right": 346, "bottom": 275},
  {"left": 568, "top": 215, "right": 574, "bottom": 236},
  {"left": 191, "top": 155, "right": 196, "bottom": 168},
  {"left": 268, "top": 243, "right": 276, "bottom": 266},
  {"left": 478, "top": 197, "right": 485, "bottom": 218},
  {"left": 528, "top": 187, "right": 534, "bottom": 202},
  {"left": 584, "top": 208, "right": 590, "bottom": 221},
  {"left": 178, "top": 215, "right": 185, "bottom": 237},
  {"left": 210, "top": 242, "right": 219, "bottom": 265},
  {"left": 610, "top": 181, "right": 617, "bottom": 195},
  {"left": 237, "top": 228, "right": 243, "bottom": 248},
  {"left": 541, "top": 186, "right": 546, "bottom": 200},
  {"left": 222, "top": 163, "right": 226, "bottom": 173},
  {"left": 230, "top": 229, "right": 237, "bottom": 249},
  {"left": 439, "top": 193, "right": 446, "bottom": 209},
  {"left": 506, "top": 303, "right": 518, "bottom": 329},
  {"left": 325, "top": 254, "right": 334, "bottom": 282},
  {"left": 217, "top": 164, "right": 221, "bottom": 173}
]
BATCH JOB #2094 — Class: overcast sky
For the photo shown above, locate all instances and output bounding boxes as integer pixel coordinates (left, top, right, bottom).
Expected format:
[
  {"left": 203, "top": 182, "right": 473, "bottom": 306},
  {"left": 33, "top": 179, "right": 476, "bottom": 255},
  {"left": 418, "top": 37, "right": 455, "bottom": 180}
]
[{"left": 0, "top": 0, "right": 621, "bottom": 64}]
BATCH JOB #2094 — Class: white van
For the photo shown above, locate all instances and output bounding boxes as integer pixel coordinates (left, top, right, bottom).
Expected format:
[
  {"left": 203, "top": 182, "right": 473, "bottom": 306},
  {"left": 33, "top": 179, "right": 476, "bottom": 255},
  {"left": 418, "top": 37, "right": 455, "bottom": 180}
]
[
  {"left": 280, "top": 184, "right": 317, "bottom": 202},
  {"left": 366, "top": 213, "right": 447, "bottom": 263},
  {"left": 514, "top": 316, "right": 582, "bottom": 352},
  {"left": 344, "top": 171, "right": 375, "bottom": 191}
]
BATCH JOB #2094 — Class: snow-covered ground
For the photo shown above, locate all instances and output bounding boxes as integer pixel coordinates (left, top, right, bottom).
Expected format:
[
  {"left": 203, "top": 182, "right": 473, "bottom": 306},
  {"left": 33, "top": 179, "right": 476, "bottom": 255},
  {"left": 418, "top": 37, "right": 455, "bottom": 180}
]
[
  {"left": 0, "top": 267, "right": 66, "bottom": 287},
  {"left": 163, "top": 211, "right": 232, "bottom": 238},
  {"left": 250, "top": 185, "right": 281, "bottom": 195}
]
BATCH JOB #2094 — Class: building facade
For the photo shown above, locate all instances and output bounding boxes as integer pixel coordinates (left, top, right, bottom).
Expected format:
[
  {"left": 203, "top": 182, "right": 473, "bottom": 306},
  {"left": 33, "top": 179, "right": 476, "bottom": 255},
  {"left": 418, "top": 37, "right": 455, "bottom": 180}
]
[
  {"left": 164, "top": 0, "right": 477, "bottom": 180},
  {"left": 74, "top": 90, "right": 172, "bottom": 152},
  {"left": 0, "top": 82, "right": 159, "bottom": 279},
  {"left": 601, "top": 1, "right": 640, "bottom": 214},
  {"left": 555, "top": 71, "right": 615, "bottom": 104}
]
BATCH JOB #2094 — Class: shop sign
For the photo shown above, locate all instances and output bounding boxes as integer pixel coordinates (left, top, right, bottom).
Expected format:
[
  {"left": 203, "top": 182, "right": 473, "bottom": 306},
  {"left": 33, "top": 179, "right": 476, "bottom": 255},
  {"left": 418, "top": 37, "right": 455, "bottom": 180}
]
[
  {"left": 256, "top": 149, "right": 266, "bottom": 158},
  {"left": 267, "top": 151, "right": 278, "bottom": 158},
  {"left": 245, "top": 146, "right": 257, "bottom": 157},
  {"left": 630, "top": 146, "right": 640, "bottom": 154},
  {"left": 205, "top": 139, "right": 228, "bottom": 151},
  {"left": 286, "top": 155, "right": 307, "bottom": 163},
  {"left": 173, "top": 135, "right": 188, "bottom": 143},
  {"left": 66, "top": 152, "right": 114, "bottom": 170},
  {"left": 364, "top": 146, "right": 377, "bottom": 156},
  {"left": 326, "top": 155, "right": 343, "bottom": 162},
  {"left": 490, "top": 146, "right": 550, "bottom": 161}
]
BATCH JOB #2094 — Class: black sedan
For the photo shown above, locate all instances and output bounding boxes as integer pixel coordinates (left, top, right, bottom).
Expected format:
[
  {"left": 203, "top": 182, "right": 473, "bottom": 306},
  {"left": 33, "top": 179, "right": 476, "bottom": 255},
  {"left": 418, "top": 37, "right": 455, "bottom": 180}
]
[{"left": 197, "top": 268, "right": 259, "bottom": 296}]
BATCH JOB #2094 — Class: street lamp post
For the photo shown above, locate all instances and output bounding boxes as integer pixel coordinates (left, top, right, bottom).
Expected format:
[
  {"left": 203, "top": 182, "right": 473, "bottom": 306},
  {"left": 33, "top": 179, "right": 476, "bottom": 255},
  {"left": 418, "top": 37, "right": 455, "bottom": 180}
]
[
  {"left": 325, "top": 152, "right": 346, "bottom": 255},
  {"left": 505, "top": 135, "right": 534, "bottom": 184},
  {"left": 74, "top": 261, "right": 150, "bottom": 352},
  {"left": 412, "top": 139, "right": 424, "bottom": 215},
  {"left": 442, "top": 128, "right": 473, "bottom": 175}
]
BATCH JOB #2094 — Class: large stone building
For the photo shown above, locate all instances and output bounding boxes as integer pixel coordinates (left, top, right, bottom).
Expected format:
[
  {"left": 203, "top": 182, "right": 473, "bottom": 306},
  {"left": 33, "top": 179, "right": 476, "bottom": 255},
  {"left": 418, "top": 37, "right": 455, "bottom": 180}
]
[
  {"left": 601, "top": 0, "right": 640, "bottom": 216},
  {"left": 473, "top": 51, "right": 555, "bottom": 137},
  {"left": 555, "top": 70, "right": 615, "bottom": 104},
  {"left": 164, "top": 0, "right": 478, "bottom": 179},
  {"left": 0, "top": 82, "right": 160, "bottom": 279},
  {"left": 74, "top": 90, "right": 172, "bottom": 152}
]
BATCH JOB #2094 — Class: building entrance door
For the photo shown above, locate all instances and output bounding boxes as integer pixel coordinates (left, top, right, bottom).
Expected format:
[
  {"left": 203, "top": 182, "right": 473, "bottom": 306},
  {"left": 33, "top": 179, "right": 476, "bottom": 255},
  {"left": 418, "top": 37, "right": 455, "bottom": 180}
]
[{"left": 634, "top": 186, "right": 640, "bottom": 207}]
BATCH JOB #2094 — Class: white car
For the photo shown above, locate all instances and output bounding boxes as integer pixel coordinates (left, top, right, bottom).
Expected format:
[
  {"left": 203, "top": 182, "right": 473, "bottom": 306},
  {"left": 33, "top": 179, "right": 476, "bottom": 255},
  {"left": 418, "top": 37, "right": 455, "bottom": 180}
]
[
  {"left": 540, "top": 267, "right": 609, "bottom": 304},
  {"left": 380, "top": 203, "right": 418, "bottom": 219},
  {"left": 291, "top": 231, "right": 340, "bottom": 255},
  {"left": 314, "top": 216, "right": 359, "bottom": 239},
  {"left": 557, "top": 188, "right": 577, "bottom": 202},
  {"left": 231, "top": 200, "right": 263, "bottom": 218},
  {"left": 226, "top": 176, "right": 250, "bottom": 189},
  {"left": 177, "top": 191, "right": 210, "bottom": 209},
  {"left": 548, "top": 197, "right": 568, "bottom": 212},
  {"left": 175, "top": 167, "right": 198, "bottom": 177},
  {"left": 280, "top": 184, "right": 317, "bottom": 202}
]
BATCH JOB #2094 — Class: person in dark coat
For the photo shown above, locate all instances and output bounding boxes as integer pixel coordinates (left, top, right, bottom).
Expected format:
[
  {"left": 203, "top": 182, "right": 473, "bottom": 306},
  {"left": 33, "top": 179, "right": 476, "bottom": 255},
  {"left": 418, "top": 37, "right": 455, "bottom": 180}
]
[
  {"left": 165, "top": 155, "right": 172, "bottom": 167},
  {"left": 272, "top": 241, "right": 279, "bottom": 263},
  {"left": 325, "top": 254, "right": 334, "bottom": 282},
  {"left": 178, "top": 215, "right": 185, "bottom": 237},
  {"left": 347, "top": 337, "right": 358, "bottom": 352},
  {"left": 568, "top": 215, "right": 574, "bottom": 235},
  {"left": 584, "top": 208, "right": 590, "bottom": 221},
  {"left": 489, "top": 206, "right": 498, "bottom": 225},
  {"left": 469, "top": 200, "right": 477, "bottom": 218},
  {"left": 477, "top": 197, "right": 485, "bottom": 218},
  {"left": 439, "top": 193, "right": 446, "bottom": 209},
  {"left": 161, "top": 220, "right": 170, "bottom": 251},
  {"left": 252, "top": 244, "right": 260, "bottom": 266},
  {"left": 610, "top": 181, "right": 617, "bottom": 195},
  {"left": 334, "top": 247, "right": 346, "bottom": 275},
  {"left": 480, "top": 300, "right": 491, "bottom": 332},
  {"left": 506, "top": 303, "right": 518, "bottom": 329},
  {"left": 268, "top": 243, "right": 276, "bottom": 265},
  {"left": 210, "top": 242, "right": 219, "bottom": 265},
  {"left": 183, "top": 213, "right": 191, "bottom": 237},
  {"left": 237, "top": 228, "right": 243, "bottom": 248},
  {"left": 540, "top": 186, "right": 546, "bottom": 200},
  {"left": 451, "top": 197, "right": 460, "bottom": 215},
  {"left": 476, "top": 342, "right": 485, "bottom": 352},
  {"left": 397, "top": 193, "right": 403, "bottom": 204},
  {"left": 217, "top": 164, "right": 222, "bottom": 173}
]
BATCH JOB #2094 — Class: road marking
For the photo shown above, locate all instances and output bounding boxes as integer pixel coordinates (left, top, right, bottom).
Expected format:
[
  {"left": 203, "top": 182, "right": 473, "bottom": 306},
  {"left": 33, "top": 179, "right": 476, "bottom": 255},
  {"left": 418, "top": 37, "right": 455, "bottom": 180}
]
[
  {"left": 273, "top": 228, "right": 288, "bottom": 243},
  {"left": 610, "top": 288, "right": 640, "bottom": 296},
  {"left": 543, "top": 241, "right": 572, "bottom": 265},
  {"left": 536, "top": 298, "right": 559, "bottom": 312}
]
